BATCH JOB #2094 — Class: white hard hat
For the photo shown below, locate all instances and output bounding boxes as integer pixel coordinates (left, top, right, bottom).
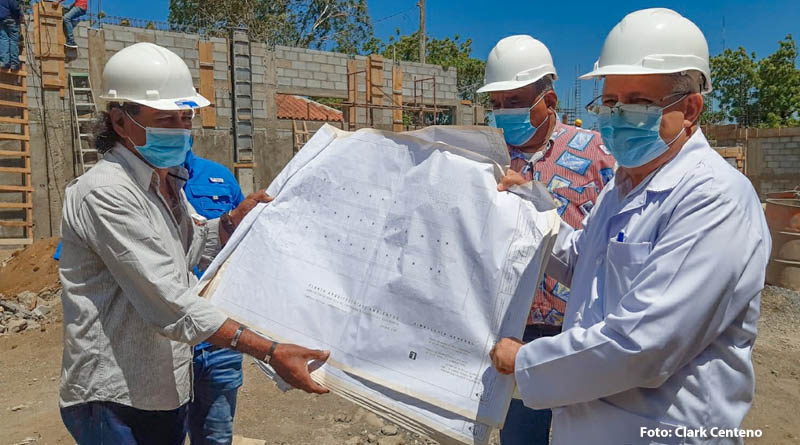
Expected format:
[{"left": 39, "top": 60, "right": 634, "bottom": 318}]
[
  {"left": 580, "top": 8, "right": 711, "bottom": 93},
  {"left": 100, "top": 42, "right": 210, "bottom": 110},
  {"left": 477, "top": 35, "right": 557, "bottom": 93}
]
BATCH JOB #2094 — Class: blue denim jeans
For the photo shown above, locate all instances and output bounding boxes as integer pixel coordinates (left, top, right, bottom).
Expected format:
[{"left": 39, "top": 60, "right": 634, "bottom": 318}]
[
  {"left": 63, "top": 6, "right": 86, "bottom": 45},
  {"left": 0, "top": 18, "right": 20, "bottom": 67},
  {"left": 60, "top": 401, "right": 188, "bottom": 445},
  {"left": 499, "top": 325, "right": 560, "bottom": 445},
  {"left": 188, "top": 345, "right": 244, "bottom": 445}
]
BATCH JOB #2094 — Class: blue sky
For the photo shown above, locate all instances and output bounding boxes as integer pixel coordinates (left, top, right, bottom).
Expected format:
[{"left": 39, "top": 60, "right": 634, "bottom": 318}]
[{"left": 102, "top": 0, "right": 799, "bottom": 118}]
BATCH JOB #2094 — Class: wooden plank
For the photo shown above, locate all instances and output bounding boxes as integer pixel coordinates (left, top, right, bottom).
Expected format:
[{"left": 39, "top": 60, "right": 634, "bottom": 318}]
[
  {"left": 0, "top": 238, "right": 33, "bottom": 246},
  {"left": 0, "top": 98, "right": 26, "bottom": 108},
  {"left": 347, "top": 60, "right": 358, "bottom": 130},
  {"left": 0, "top": 133, "right": 29, "bottom": 141},
  {"left": 0, "top": 220, "right": 33, "bottom": 227},
  {"left": 0, "top": 202, "right": 33, "bottom": 209},
  {"left": 233, "top": 162, "right": 255, "bottom": 168},
  {"left": 392, "top": 65, "right": 403, "bottom": 132},
  {"left": 0, "top": 68, "right": 28, "bottom": 77},
  {"left": 0, "top": 82, "right": 27, "bottom": 92},
  {"left": 0, "top": 167, "right": 31, "bottom": 173},
  {"left": 0, "top": 185, "right": 34, "bottom": 192},
  {"left": 0, "top": 150, "right": 31, "bottom": 157},
  {"left": 0, "top": 117, "right": 28, "bottom": 124},
  {"left": 198, "top": 41, "right": 217, "bottom": 129}
]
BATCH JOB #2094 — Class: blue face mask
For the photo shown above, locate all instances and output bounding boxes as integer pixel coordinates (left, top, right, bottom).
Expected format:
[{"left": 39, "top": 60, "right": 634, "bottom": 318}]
[
  {"left": 125, "top": 111, "right": 193, "bottom": 168},
  {"left": 597, "top": 95, "right": 686, "bottom": 168},
  {"left": 488, "top": 94, "right": 549, "bottom": 147}
]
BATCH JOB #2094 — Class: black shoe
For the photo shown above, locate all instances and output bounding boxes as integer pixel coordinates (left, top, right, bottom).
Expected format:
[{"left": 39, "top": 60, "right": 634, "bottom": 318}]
[{"left": 65, "top": 42, "right": 78, "bottom": 49}]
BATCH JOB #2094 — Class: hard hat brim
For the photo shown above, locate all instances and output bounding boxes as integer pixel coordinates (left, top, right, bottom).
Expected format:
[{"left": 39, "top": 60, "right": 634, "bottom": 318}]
[
  {"left": 476, "top": 78, "right": 539, "bottom": 94},
  {"left": 579, "top": 65, "right": 711, "bottom": 94},
  {"left": 99, "top": 93, "right": 211, "bottom": 111}
]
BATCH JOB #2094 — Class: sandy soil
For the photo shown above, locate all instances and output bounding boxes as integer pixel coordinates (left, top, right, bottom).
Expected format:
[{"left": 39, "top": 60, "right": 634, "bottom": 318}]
[{"left": 1, "top": 285, "right": 798, "bottom": 445}]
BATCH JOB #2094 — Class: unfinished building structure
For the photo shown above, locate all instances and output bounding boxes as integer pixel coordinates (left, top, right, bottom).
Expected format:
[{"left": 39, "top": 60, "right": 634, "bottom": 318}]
[{"left": 0, "top": 3, "right": 485, "bottom": 245}]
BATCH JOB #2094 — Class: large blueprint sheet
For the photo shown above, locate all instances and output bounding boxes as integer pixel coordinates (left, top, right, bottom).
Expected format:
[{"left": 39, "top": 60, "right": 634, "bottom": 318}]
[{"left": 199, "top": 124, "right": 559, "bottom": 444}]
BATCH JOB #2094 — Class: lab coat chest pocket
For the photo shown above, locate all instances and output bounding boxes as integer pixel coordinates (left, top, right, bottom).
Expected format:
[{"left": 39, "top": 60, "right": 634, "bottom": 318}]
[{"left": 603, "top": 239, "right": 651, "bottom": 315}]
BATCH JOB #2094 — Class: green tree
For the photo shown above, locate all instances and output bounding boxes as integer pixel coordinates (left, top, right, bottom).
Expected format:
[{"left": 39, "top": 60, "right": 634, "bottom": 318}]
[
  {"left": 168, "top": 0, "right": 373, "bottom": 55},
  {"left": 757, "top": 34, "right": 800, "bottom": 127},
  {"left": 708, "top": 47, "right": 760, "bottom": 127},
  {"left": 367, "top": 30, "right": 486, "bottom": 102}
]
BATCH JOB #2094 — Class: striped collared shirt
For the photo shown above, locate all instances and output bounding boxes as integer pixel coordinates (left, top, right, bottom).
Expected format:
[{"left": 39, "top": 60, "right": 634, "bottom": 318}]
[{"left": 58, "top": 144, "right": 227, "bottom": 410}]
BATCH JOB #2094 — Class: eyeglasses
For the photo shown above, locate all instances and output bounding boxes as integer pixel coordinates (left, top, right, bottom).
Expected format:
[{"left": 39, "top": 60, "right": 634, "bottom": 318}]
[{"left": 585, "top": 92, "right": 690, "bottom": 116}]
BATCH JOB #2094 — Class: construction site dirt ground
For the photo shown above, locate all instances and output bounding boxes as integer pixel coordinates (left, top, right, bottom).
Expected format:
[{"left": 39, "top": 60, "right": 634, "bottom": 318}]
[{"left": 1, "top": 242, "right": 799, "bottom": 444}]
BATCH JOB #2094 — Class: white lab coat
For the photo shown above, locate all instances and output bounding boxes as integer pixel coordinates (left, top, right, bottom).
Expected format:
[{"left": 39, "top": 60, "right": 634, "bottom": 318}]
[{"left": 514, "top": 129, "right": 771, "bottom": 444}]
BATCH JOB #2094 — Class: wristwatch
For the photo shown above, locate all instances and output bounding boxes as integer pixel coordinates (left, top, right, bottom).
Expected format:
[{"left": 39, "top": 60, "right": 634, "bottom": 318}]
[
  {"left": 220, "top": 210, "right": 236, "bottom": 235},
  {"left": 264, "top": 340, "right": 279, "bottom": 364}
]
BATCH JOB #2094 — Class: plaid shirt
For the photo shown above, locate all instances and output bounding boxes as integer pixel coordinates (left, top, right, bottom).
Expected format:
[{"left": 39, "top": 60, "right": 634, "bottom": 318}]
[{"left": 510, "top": 121, "right": 615, "bottom": 326}]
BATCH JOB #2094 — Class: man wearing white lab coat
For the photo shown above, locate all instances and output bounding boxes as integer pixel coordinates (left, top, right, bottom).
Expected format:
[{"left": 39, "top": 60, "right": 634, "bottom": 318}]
[{"left": 492, "top": 8, "right": 771, "bottom": 444}]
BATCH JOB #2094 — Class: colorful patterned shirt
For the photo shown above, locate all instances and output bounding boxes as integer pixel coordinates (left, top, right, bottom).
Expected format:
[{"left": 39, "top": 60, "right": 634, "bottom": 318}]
[{"left": 509, "top": 120, "right": 616, "bottom": 326}]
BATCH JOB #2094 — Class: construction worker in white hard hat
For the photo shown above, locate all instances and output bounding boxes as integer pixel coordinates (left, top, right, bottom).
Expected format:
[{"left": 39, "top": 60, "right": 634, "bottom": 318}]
[
  {"left": 492, "top": 9, "right": 770, "bottom": 444},
  {"left": 478, "top": 34, "right": 615, "bottom": 445},
  {"left": 58, "top": 42, "right": 329, "bottom": 444}
]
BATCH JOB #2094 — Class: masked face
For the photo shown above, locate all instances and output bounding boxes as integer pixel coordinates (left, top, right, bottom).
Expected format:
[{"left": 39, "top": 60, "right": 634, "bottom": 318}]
[
  {"left": 488, "top": 94, "right": 549, "bottom": 147},
  {"left": 592, "top": 94, "right": 687, "bottom": 168},
  {"left": 125, "top": 111, "right": 193, "bottom": 168}
]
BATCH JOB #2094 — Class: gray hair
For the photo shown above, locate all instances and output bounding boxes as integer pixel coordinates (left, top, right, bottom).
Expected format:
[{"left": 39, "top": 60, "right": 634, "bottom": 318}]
[
  {"left": 668, "top": 71, "right": 705, "bottom": 94},
  {"left": 94, "top": 103, "right": 141, "bottom": 154},
  {"left": 530, "top": 74, "right": 555, "bottom": 97}
]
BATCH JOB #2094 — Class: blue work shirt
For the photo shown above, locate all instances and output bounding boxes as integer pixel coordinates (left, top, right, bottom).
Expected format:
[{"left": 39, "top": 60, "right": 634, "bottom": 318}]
[
  {"left": 183, "top": 151, "right": 244, "bottom": 352},
  {"left": 514, "top": 129, "right": 771, "bottom": 444}
]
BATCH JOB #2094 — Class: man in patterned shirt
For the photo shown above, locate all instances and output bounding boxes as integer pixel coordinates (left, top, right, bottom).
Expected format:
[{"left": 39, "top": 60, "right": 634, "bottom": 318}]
[{"left": 477, "top": 35, "right": 615, "bottom": 444}]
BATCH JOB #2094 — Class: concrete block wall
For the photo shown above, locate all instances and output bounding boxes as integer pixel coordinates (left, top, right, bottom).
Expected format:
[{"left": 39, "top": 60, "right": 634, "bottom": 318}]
[
  {"left": 274, "top": 46, "right": 459, "bottom": 106},
  {"left": 753, "top": 133, "right": 800, "bottom": 196},
  {"left": 20, "top": 19, "right": 464, "bottom": 239},
  {"left": 705, "top": 125, "right": 800, "bottom": 198}
]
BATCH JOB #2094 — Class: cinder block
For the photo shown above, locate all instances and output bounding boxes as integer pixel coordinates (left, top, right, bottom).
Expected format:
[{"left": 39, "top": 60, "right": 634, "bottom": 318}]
[
  {"left": 213, "top": 51, "right": 227, "bottom": 62},
  {"left": 284, "top": 50, "right": 298, "bottom": 61},
  {"left": 292, "top": 78, "right": 307, "bottom": 88},
  {"left": 291, "top": 61, "right": 307, "bottom": 71},
  {"left": 282, "top": 68, "right": 298, "bottom": 78},
  {"left": 320, "top": 64, "right": 335, "bottom": 73},
  {"left": 252, "top": 74, "right": 264, "bottom": 84},
  {"left": 307, "top": 79, "right": 321, "bottom": 88},
  {"left": 320, "top": 81, "right": 334, "bottom": 90},
  {"left": 334, "top": 65, "right": 347, "bottom": 74},
  {"left": 184, "top": 49, "right": 199, "bottom": 60},
  {"left": 213, "top": 42, "right": 227, "bottom": 53},
  {"left": 335, "top": 81, "right": 346, "bottom": 90},
  {"left": 115, "top": 30, "right": 135, "bottom": 42},
  {"left": 156, "top": 34, "right": 174, "bottom": 47},
  {"left": 313, "top": 71, "right": 327, "bottom": 80},
  {"left": 214, "top": 71, "right": 228, "bottom": 81},
  {"left": 214, "top": 61, "right": 227, "bottom": 71},
  {"left": 299, "top": 52, "right": 313, "bottom": 62},
  {"left": 107, "top": 40, "right": 124, "bottom": 51},
  {"left": 170, "top": 47, "right": 186, "bottom": 58}
]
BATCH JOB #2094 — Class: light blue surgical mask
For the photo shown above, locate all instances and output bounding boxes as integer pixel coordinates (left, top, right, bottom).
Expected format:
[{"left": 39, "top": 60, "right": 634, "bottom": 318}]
[
  {"left": 488, "top": 94, "right": 549, "bottom": 147},
  {"left": 594, "top": 94, "right": 687, "bottom": 168},
  {"left": 125, "top": 111, "right": 193, "bottom": 168}
]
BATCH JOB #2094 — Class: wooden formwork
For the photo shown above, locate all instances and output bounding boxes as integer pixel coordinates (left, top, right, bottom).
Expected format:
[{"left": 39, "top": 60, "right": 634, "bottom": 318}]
[
  {"left": 714, "top": 146, "right": 746, "bottom": 173},
  {"left": 197, "top": 41, "right": 217, "bottom": 128},
  {"left": 33, "top": 1, "right": 66, "bottom": 97}
]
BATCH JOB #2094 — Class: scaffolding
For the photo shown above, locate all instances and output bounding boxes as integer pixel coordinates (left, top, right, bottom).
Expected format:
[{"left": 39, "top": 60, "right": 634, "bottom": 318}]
[{"left": 342, "top": 55, "right": 443, "bottom": 132}]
